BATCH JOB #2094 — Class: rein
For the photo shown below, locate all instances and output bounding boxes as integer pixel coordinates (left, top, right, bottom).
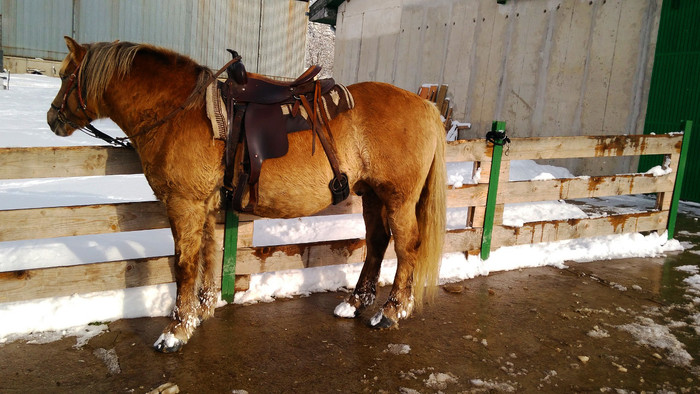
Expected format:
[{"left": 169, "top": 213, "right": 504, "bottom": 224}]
[{"left": 54, "top": 53, "right": 241, "bottom": 149}]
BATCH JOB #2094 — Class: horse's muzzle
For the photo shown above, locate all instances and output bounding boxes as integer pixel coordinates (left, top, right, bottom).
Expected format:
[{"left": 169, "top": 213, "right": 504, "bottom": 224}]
[{"left": 47, "top": 107, "right": 74, "bottom": 137}]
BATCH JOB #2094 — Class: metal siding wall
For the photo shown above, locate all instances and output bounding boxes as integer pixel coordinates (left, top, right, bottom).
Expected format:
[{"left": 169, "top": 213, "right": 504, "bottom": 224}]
[
  {"left": 0, "top": 0, "right": 72, "bottom": 60},
  {"left": 257, "top": 0, "right": 308, "bottom": 77},
  {"left": 641, "top": 0, "right": 700, "bottom": 202},
  {"left": 1, "top": 0, "right": 307, "bottom": 77},
  {"left": 227, "top": 0, "right": 263, "bottom": 73}
]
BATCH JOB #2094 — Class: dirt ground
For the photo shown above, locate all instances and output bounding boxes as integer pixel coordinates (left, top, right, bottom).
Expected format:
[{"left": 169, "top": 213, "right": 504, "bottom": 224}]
[{"left": 1, "top": 214, "right": 699, "bottom": 393}]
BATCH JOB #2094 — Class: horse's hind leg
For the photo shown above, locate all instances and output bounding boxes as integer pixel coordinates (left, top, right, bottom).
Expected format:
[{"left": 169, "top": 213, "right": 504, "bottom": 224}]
[
  {"left": 370, "top": 201, "right": 421, "bottom": 328},
  {"left": 335, "top": 189, "right": 391, "bottom": 318},
  {"left": 154, "top": 197, "right": 207, "bottom": 353},
  {"left": 197, "top": 192, "right": 221, "bottom": 321}
]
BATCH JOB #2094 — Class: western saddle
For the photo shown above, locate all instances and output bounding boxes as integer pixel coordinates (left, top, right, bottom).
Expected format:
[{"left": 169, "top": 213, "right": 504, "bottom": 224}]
[{"left": 219, "top": 50, "right": 351, "bottom": 212}]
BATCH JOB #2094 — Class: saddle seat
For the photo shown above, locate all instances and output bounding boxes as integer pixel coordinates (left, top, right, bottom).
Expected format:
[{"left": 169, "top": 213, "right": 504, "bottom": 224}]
[
  {"left": 225, "top": 65, "right": 334, "bottom": 105},
  {"left": 218, "top": 51, "right": 353, "bottom": 211}
]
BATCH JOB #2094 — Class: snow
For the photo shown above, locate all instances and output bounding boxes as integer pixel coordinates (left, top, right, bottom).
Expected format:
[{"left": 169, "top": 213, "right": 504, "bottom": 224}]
[
  {"left": 0, "top": 73, "right": 692, "bottom": 345},
  {"left": 384, "top": 343, "right": 411, "bottom": 355},
  {"left": 618, "top": 317, "right": 693, "bottom": 367},
  {"left": 424, "top": 372, "right": 458, "bottom": 390},
  {"left": 153, "top": 332, "right": 181, "bottom": 350},
  {"left": 333, "top": 301, "right": 357, "bottom": 318}
]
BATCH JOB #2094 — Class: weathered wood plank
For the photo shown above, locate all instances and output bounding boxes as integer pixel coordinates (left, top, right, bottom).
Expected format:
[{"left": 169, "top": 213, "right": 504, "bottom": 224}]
[
  {"left": 1, "top": 136, "right": 679, "bottom": 181},
  {"left": 448, "top": 184, "right": 488, "bottom": 208},
  {"left": 0, "top": 256, "right": 177, "bottom": 303},
  {"left": 492, "top": 211, "right": 667, "bottom": 248},
  {"left": 225, "top": 184, "right": 488, "bottom": 249},
  {"left": 655, "top": 153, "right": 681, "bottom": 211},
  {"left": 213, "top": 222, "right": 253, "bottom": 249},
  {"left": 503, "top": 134, "right": 683, "bottom": 160},
  {"left": 446, "top": 139, "right": 492, "bottom": 162},
  {"left": 435, "top": 84, "right": 448, "bottom": 113},
  {"left": 0, "top": 146, "right": 142, "bottom": 179},
  {"left": 499, "top": 173, "right": 675, "bottom": 204},
  {"left": 0, "top": 201, "right": 169, "bottom": 242},
  {"left": 235, "top": 239, "right": 367, "bottom": 275},
  {"left": 443, "top": 135, "right": 681, "bottom": 163},
  {"left": 235, "top": 229, "right": 483, "bottom": 275}
]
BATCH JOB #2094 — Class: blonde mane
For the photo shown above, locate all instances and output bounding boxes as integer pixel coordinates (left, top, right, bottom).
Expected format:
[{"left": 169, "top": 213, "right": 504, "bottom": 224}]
[{"left": 78, "top": 41, "right": 212, "bottom": 109}]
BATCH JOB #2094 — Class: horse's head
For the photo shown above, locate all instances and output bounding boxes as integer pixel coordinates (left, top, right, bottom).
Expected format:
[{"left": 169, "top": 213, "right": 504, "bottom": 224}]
[{"left": 47, "top": 36, "right": 92, "bottom": 137}]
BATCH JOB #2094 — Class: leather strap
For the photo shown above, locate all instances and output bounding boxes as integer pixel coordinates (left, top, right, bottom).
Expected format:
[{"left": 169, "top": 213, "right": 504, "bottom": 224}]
[
  {"left": 299, "top": 81, "right": 344, "bottom": 182},
  {"left": 224, "top": 103, "right": 246, "bottom": 189}
]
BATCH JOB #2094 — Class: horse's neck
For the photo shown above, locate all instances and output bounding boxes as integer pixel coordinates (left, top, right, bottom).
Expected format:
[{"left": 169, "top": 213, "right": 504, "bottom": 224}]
[{"left": 102, "top": 60, "right": 197, "bottom": 140}]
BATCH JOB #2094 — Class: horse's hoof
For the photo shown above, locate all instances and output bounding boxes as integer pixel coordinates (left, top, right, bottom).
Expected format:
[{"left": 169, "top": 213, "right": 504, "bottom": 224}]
[
  {"left": 369, "top": 311, "right": 397, "bottom": 329},
  {"left": 153, "top": 333, "right": 184, "bottom": 353},
  {"left": 334, "top": 301, "right": 359, "bottom": 318}
]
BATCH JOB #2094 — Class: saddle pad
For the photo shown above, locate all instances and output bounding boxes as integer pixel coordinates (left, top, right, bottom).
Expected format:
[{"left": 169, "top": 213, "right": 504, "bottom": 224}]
[
  {"left": 208, "top": 83, "right": 354, "bottom": 142},
  {"left": 280, "top": 84, "right": 355, "bottom": 125},
  {"left": 206, "top": 83, "right": 228, "bottom": 140}
]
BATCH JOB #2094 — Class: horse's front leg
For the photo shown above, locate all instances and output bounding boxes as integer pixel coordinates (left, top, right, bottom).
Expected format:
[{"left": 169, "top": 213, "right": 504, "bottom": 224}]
[
  {"left": 335, "top": 189, "right": 390, "bottom": 318},
  {"left": 196, "top": 192, "right": 222, "bottom": 321},
  {"left": 154, "top": 198, "right": 207, "bottom": 353}
]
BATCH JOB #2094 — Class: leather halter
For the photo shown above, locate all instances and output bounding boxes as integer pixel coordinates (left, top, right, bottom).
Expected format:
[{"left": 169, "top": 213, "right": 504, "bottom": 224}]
[
  {"left": 50, "top": 55, "right": 132, "bottom": 148},
  {"left": 51, "top": 57, "right": 95, "bottom": 128}
]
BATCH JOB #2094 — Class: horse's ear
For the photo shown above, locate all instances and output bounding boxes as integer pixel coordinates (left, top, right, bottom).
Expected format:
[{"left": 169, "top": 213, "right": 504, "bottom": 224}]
[{"left": 64, "top": 36, "right": 86, "bottom": 61}]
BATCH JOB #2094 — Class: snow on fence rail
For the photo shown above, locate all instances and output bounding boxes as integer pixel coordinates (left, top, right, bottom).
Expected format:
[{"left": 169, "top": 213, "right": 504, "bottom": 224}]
[{"left": 0, "top": 129, "right": 690, "bottom": 304}]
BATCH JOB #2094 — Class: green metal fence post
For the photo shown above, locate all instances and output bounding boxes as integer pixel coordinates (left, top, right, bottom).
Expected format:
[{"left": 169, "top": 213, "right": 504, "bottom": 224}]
[
  {"left": 481, "top": 120, "right": 506, "bottom": 260},
  {"left": 667, "top": 120, "right": 693, "bottom": 239},
  {"left": 221, "top": 208, "right": 239, "bottom": 302}
]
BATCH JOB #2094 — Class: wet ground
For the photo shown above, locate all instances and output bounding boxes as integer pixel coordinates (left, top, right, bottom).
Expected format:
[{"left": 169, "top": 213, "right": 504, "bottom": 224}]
[{"left": 1, "top": 211, "right": 700, "bottom": 393}]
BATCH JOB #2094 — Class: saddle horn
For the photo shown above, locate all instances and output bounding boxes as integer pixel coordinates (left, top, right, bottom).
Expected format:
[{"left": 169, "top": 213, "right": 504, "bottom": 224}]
[{"left": 226, "top": 49, "right": 248, "bottom": 85}]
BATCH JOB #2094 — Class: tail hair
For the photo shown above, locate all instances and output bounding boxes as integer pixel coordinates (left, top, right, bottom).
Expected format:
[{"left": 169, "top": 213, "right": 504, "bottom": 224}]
[{"left": 412, "top": 104, "right": 446, "bottom": 308}]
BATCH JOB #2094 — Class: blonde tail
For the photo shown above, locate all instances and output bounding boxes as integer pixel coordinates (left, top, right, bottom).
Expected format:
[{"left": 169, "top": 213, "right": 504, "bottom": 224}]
[{"left": 412, "top": 106, "right": 446, "bottom": 308}]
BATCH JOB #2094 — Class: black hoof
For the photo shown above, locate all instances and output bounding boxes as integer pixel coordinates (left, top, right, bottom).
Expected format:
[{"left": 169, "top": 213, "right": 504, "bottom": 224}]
[{"left": 369, "top": 311, "right": 396, "bottom": 329}]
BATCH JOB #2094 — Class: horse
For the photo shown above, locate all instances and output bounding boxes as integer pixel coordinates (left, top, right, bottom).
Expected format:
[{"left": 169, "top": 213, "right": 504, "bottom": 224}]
[{"left": 47, "top": 37, "right": 446, "bottom": 353}]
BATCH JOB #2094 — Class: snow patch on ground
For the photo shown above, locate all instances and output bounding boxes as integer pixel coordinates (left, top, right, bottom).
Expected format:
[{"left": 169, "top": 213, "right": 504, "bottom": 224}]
[
  {"left": 676, "top": 265, "right": 700, "bottom": 274},
  {"left": 470, "top": 378, "right": 517, "bottom": 392},
  {"left": 424, "top": 372, "right": 458, "bottom": 390},
  {"left": 385, "top": 343, "right": 411, "bottom": 355},
  {"left": 618, "top": 316, "right": 693, "bottom": 367}
]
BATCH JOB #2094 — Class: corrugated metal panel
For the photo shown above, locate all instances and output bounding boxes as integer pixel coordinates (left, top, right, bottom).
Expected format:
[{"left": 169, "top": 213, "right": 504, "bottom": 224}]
[
  {"left": 640, "top": 0, "right": 700, "bottom": 202},
  {"left": 257, "top": 0, "right": 308, "bottom": 76},
  {"left": 0, "top": 0, "right": 308, "bottom": 78},
  {"left": 0, "top": 0, "right": 73, "bottom": 60}
]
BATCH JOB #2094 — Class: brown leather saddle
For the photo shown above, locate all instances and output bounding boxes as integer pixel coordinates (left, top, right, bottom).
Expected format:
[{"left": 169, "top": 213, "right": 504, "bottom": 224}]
[{"left": 219, "top": 50, "right": 351, "bottom": 212}]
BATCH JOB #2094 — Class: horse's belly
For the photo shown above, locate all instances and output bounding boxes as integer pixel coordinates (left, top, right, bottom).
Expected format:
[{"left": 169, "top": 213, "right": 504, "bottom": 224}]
[{"left": 253, "top": 155, "right": 337, "bottom": 218}]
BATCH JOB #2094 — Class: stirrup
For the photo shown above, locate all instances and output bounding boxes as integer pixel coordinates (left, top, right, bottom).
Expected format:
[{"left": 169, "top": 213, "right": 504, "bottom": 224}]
[{"left": 329, "top": 173, "right": 350, "bottom": 205}]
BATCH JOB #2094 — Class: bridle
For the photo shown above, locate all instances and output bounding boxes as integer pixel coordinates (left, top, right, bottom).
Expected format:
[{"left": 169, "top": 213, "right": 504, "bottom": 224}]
[
  {"left": 50, "top": 56, "right": 132, "bottom": 148},
  {"left": 50, "top": 50, "right": 241, "bottom": 149}
]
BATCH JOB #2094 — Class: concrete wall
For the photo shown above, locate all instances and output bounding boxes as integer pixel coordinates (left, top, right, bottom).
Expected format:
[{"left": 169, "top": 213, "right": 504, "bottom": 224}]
[{"left": 333, "top": 0, "right": 662, "bottom": 175}]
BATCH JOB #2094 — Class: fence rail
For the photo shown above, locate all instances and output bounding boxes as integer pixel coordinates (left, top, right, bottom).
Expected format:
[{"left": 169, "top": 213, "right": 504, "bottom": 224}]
[{"left": 0, "top": 126, "right": 690, "bottom": 304}]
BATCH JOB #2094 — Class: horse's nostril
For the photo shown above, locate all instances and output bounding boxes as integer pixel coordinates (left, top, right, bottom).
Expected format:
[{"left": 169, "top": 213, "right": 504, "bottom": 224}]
[{"left": 47, "top": 110, "right": 56, "bottom": 130}]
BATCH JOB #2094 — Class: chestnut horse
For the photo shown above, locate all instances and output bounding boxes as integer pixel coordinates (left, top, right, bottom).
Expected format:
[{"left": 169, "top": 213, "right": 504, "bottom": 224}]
[{"left": 47, "top": 37, "right": 446, "bottom": 352}]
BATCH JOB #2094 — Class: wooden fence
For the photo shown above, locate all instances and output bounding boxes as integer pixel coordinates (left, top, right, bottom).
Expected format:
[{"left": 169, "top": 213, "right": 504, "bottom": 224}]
[{"left": 0, "top": 122, "right": 691, "bottom": 304}]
